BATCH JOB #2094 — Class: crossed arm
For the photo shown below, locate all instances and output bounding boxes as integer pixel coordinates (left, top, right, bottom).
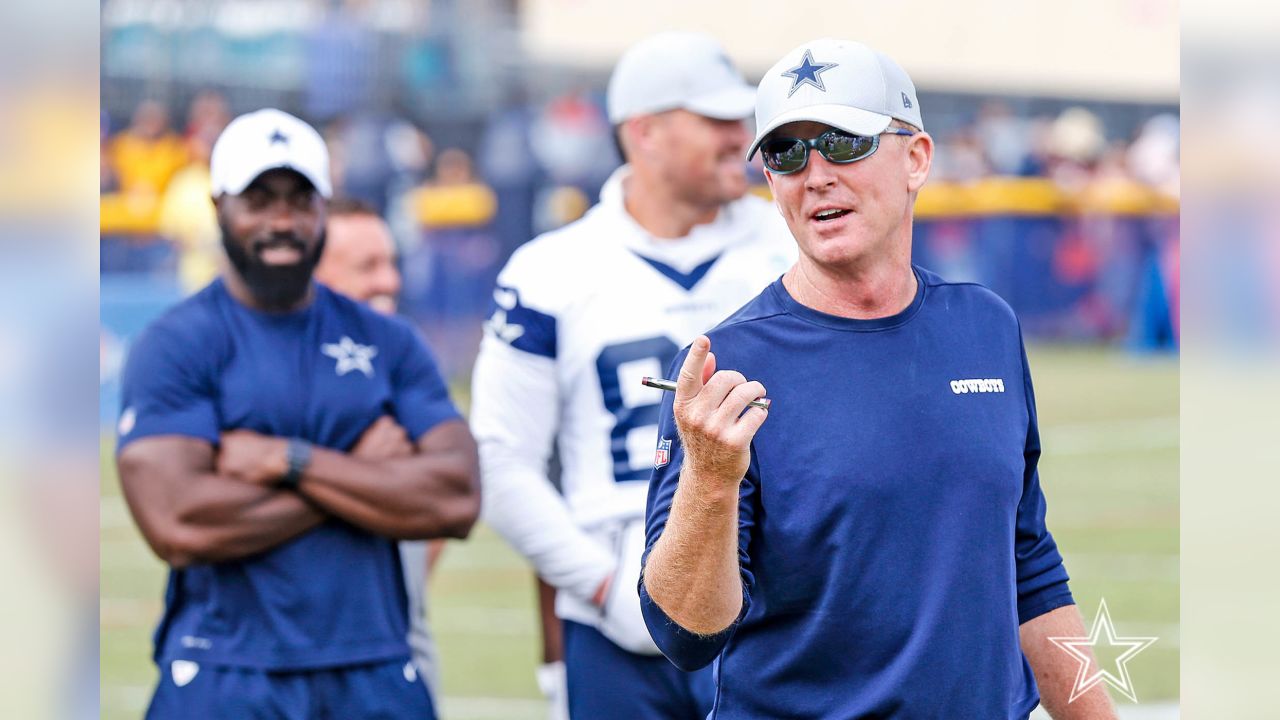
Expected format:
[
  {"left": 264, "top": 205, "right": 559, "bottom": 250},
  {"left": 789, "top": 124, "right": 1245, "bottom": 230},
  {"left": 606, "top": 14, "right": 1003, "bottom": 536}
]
[{"left": 117, "top": 416, "right": 480, "bottom": 568}]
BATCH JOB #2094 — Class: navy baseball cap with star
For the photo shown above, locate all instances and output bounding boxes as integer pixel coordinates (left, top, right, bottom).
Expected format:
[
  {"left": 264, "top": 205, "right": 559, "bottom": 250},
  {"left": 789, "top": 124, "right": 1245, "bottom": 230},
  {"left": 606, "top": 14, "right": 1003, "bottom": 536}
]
[{"left": 747, "top": 38, "right": 925, "bottom": 160}]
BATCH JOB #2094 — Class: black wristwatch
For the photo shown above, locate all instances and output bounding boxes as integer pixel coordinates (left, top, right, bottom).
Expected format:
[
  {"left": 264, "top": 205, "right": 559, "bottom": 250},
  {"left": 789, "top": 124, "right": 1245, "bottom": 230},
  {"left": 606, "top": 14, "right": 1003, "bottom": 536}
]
[{"left": 279, "top": 438, "right": 312, "bottom": 489}]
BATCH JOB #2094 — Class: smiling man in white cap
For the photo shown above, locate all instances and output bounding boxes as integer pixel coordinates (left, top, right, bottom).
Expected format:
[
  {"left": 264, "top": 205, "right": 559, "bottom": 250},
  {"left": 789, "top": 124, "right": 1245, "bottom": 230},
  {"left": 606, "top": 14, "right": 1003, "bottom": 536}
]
[
  {"left": 115, "top": 108, "right": 480, "bottom": 719},
  {"left": 470, "top": 31, "right": 795, "bottom": 719},
  {"left": 641, "top": 39, "right": 1117, "bottom": 719}
]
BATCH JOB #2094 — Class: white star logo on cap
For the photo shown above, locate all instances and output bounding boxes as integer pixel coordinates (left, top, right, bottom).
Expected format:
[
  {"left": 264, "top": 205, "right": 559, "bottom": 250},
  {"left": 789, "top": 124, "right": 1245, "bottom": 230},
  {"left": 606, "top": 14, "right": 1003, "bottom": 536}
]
[{"left": 781, "top": 50, "right": 838, "bottom": 98}]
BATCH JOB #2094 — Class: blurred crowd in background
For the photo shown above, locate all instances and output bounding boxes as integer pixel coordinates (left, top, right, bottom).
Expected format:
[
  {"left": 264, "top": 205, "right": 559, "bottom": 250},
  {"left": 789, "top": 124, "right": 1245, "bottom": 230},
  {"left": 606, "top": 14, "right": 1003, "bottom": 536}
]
[{"left": 99, "top": 0, "right": 1182, "bottom": 399}]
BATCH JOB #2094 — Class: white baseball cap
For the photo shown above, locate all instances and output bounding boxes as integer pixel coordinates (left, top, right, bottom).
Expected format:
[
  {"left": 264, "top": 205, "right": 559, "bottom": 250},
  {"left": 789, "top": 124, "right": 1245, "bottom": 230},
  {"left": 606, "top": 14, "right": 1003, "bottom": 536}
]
[
  {"left": 606, "top": 32, "right": 756, "bottom": 124},
  {"left": 747, "top": 38, "right": 924, "bottom": 160},
  {"left": 210, "top": 108, "right": 332, "bottom": 198}
]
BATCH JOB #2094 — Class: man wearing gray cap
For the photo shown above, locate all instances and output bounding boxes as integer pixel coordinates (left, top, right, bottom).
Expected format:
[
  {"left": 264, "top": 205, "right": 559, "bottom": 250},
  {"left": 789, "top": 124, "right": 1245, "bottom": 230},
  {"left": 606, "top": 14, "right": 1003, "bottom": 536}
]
[
  {"left": 641, "top": 39, "right": 1117, "bottom": 719},
  {"left": 470, "top": 32, "right": 795, "bottom": 719},
  {"left": 115, "top": 108, "right": 480, "bottom": 719}
]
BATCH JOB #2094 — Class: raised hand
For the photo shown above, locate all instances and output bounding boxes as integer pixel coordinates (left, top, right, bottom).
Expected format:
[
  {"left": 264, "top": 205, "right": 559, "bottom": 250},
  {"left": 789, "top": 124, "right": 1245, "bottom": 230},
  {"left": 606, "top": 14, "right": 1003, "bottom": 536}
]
[{"left": 672, "top": 336, "right": 769, "bottom": 487}]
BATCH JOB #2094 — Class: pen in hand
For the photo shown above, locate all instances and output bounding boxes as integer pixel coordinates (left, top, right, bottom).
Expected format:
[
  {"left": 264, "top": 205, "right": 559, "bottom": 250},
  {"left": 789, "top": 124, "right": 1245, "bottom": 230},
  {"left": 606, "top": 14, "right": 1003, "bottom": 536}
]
[{"left": 640, "top": 376, "right": 772, "bottom": 410}]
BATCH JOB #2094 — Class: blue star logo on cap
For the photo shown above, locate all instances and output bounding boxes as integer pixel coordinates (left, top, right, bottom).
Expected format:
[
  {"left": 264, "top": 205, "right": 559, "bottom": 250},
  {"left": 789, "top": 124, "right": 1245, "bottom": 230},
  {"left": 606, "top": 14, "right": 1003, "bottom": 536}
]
[
  {"left": 268, "top": 128, "right": 289, "bottom": 145},
  {"left": 781, "top": 50, "right": 838, "bottom": 98}
]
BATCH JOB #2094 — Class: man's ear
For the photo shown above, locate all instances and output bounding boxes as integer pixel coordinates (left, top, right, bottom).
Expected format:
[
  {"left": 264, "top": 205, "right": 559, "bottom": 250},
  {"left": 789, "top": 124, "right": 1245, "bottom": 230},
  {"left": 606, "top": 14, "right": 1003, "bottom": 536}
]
[
  {"left": 905, "top": 131, "right": 934, "bottom": 193},
  {"left": 621, "top": 115, "right": 660, "bottom": 157}
]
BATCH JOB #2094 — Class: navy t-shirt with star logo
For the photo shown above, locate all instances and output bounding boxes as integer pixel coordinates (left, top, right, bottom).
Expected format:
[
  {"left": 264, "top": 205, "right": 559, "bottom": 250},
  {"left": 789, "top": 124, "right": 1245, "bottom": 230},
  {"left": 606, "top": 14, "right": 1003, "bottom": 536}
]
[
  {"left": 117, "top": 278, "right": 459, "bottom": 670},
  {"left": 641, "top": 266, "right": 1074, "bottom": 719}
]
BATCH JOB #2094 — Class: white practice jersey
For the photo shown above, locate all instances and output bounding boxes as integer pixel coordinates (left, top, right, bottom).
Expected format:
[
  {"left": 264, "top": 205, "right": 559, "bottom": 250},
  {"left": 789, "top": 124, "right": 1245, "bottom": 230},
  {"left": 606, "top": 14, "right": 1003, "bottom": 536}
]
[{"left": 470, "top": 167, "right": 795, "bottom": 631}]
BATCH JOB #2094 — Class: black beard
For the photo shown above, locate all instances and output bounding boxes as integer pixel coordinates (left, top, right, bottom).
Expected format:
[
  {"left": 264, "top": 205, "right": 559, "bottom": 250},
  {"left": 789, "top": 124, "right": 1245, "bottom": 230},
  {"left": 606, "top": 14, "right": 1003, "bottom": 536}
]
[{"left": 220, "top": 225, "right": 326, "bottom": 310}]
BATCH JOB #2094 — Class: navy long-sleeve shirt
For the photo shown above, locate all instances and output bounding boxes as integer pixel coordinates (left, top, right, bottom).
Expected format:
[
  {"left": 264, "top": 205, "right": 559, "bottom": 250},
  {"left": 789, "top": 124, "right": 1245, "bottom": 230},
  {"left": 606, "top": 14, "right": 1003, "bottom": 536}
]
[{"left": 641, "top": 267, "right": 1073, "bottom": 719}]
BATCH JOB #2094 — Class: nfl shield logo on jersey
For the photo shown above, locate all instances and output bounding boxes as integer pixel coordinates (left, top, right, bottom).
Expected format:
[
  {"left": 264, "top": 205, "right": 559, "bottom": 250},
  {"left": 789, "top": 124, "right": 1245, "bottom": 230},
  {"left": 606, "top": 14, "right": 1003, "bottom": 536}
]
[{"left": 654, "top": 437, "right": 672, "bottom": 468}]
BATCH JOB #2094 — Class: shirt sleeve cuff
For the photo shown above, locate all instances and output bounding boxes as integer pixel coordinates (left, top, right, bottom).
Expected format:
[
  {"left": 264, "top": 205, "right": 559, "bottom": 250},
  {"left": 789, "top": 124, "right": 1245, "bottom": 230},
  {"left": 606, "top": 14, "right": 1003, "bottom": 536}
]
[{"left": 1017, "top": 583, "right": 1075, "bottom": 625}]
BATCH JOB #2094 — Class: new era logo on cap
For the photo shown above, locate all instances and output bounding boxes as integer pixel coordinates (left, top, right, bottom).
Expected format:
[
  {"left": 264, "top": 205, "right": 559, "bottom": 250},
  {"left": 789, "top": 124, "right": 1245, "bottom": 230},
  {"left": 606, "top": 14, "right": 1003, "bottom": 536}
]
[{"left": 747, "top": 38, "right": 925, "bottom": 161}]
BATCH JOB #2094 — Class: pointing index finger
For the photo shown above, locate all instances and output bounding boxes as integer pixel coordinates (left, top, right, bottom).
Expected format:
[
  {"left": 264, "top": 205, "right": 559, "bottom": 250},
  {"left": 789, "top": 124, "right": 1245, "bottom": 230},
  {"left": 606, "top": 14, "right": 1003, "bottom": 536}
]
[{"left": 676, "top": 335, "right": 711, "bottom": 401}]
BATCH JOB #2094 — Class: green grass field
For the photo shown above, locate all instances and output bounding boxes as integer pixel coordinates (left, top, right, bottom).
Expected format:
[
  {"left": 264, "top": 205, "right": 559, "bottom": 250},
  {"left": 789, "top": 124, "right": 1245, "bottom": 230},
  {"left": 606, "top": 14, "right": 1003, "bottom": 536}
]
[{"left": 100, "top": 344, "right": 1178, "bottom": 719}]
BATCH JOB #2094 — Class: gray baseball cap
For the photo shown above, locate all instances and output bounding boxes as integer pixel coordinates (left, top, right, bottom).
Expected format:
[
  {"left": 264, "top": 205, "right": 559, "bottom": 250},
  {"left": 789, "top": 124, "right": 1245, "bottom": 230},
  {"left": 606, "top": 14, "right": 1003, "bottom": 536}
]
[
  {"left": 607, "top": 32, "right": 756, "bottom": 124},
  {"left": 747, "top": 38, "right": 924, "bottom": 160}
]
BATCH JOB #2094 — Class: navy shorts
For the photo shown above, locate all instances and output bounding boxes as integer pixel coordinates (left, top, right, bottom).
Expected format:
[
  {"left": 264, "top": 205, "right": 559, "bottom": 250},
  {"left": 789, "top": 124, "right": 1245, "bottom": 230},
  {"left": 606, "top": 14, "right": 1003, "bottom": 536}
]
[
  {"left": 145, "top": 658, "right": 436, "bottom": 720},
  {"left": 564, "top": 620, "right": 715, "bottom": 720}
]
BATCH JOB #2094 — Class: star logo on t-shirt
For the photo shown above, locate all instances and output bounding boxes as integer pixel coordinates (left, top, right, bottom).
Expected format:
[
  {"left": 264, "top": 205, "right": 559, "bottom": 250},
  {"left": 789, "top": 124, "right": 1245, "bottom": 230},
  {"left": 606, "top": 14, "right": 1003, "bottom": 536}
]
[{"left": 321, "top": 336, "right": 378, "bottom": 378}]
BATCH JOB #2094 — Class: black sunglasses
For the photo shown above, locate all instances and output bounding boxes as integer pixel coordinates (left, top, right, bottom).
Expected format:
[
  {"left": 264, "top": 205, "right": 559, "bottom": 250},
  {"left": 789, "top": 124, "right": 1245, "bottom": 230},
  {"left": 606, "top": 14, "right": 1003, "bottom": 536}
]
[{"left": 760, "top": 128, "right": 916, "bottom": 174}]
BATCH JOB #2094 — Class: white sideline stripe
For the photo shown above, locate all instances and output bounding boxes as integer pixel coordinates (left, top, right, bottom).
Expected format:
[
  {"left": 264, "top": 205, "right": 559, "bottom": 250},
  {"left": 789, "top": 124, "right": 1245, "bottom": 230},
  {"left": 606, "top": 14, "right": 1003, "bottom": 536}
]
[
  {"left": 1042, "top": 416, "right": 1179, "bottom": 455},
  {"left": 1032, "top": 702, "right": 1178, "bottom": 719}
]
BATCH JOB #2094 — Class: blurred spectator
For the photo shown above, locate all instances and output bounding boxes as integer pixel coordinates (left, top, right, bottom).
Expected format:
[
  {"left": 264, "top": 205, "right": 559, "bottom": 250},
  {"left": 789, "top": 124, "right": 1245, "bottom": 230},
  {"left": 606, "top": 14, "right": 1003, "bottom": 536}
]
[
  {"left": 1045, "top": 106, "right": 1107, "bottom": 192},
  {"left": 403, "top": 147, "right": 500, "bottom": 376},
  {"left": 184, "top": 89, "right": 231, "bottom": 151},
  {"left": 305, "top": 0, "right": 377, "bottom": 120},
  {"left": 477, "top": 104, "right": 542, "bottom": 255},
  {"left": 528, "top": 90, "right": 618, "bottom": 189},
  {"left": 328, "top": 113, "right": 434, "bottom": 215},
  {"left": 156, "top": 91, "right": 232, "bottom": 290},
  {"left": 432, "top": 147, "right": 476, "bottom": 187},
  {"left": 105, "top": 99, "right": 188, "bottom": 197},
  {"left": 934, "top": 126, "right": 990, "bottom": 183},
  {"left": 533, "top": 185, "right": 590, "bottom": 234},
  {"left": 101, "top": 111, "right": 119, "bottom": 194},
  {"left": 974, "top": 100, "right": 1036, "bottom": 176},
  {"left": 1127, "top": 113, "right": 1180, "bottom": 198}
]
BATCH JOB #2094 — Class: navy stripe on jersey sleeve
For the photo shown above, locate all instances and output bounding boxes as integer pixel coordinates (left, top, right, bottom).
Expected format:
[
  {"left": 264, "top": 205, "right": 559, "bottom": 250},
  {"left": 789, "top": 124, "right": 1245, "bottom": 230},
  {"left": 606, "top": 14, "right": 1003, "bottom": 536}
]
[
  {"left": 390, "top": 325, "right": 461, "bottom": 441},
  {"left": 1014, "top": 336, "right": 1074, "bottom": 623},
  {"left": 116, "top": 323, "right": 220, "bottom": 451},
  {"left": 639, "top": 350, "right": 757, "bottom": 671},
  {"left": 485, "top": 285, "right": 556, "bottom": 358}
]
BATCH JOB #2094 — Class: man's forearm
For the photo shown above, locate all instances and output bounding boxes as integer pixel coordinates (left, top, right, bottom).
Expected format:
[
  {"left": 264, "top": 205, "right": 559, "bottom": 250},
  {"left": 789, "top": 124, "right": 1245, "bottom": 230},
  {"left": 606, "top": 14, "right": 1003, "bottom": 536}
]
[
  {"left": 480, "top": 457, "right": 616, "bottom": 602},
  {"left": 298, "top": 442, "right": 478, "bottom": 540},
  {"left": 643, "top": 468, "right": 742, "bottom": 635},
  {"left": 170, "top": 474, "right": 325, "bottom": 566},
  {"left": 1020, "top": 604, "right": 1118, "bottom": 720},
  {"left": 118, "top": 436, "right": 327, "bottom": 568}
]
